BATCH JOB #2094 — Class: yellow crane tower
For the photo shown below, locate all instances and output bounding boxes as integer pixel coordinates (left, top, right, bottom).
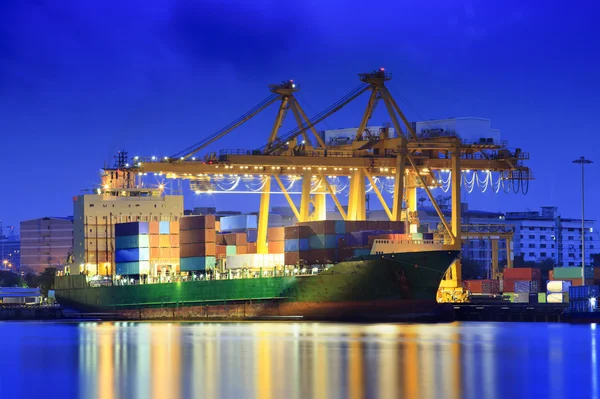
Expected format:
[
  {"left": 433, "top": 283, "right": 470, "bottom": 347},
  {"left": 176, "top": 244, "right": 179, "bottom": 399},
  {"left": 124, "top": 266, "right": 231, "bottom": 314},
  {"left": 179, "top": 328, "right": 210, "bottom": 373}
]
[{"left": 102, "top": 68, "right": 531, "bottom": 303}]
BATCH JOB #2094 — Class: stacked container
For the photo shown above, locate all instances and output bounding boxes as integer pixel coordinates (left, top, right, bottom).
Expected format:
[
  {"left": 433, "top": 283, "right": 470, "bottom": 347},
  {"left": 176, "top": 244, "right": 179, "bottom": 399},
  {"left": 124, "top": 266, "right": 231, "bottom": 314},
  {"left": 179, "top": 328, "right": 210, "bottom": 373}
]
[
  {"left": 148, "top": 220, "right": 180, "bottom": 275},
  {"left": 547, "top": 280, "right": 572, "bottom": 304},
  {"left": 502, "top": 267, "right": 541, "bottom": 296},
  {"left": 115, "top": 222, "right": 150, "bottom": 276},
  {"left": 267, "top": 227, "right": 285, "bottom": 254},
  {"left": 219, "top": 215, "right": 257, "bottom": 233},
  {"left": 568, "top": 285, "right": 599, "bottom": 312},
  {"left": 549, "top": 267, "right": 594, "bottom": 287},
  {"left": 465, "top": 280, "right": 500, "bottom": 295},
  {"left": 180, "top": 215, "right": 217, "bottom": 272}
]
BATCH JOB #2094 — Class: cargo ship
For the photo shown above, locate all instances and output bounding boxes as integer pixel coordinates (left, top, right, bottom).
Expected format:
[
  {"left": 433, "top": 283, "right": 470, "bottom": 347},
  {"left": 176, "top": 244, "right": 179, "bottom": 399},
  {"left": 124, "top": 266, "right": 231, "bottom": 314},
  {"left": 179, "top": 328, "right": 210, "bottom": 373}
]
[{"left": 54, "top": 218, "right": 460, "bottom": 322}]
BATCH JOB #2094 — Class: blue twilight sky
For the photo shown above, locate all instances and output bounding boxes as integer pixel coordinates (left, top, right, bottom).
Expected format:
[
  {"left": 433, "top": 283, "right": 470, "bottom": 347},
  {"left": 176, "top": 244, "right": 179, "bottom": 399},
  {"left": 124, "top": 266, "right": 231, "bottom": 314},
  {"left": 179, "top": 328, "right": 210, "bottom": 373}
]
[{"left": 1, "top": 0, "right": 599, "bottom": 232}]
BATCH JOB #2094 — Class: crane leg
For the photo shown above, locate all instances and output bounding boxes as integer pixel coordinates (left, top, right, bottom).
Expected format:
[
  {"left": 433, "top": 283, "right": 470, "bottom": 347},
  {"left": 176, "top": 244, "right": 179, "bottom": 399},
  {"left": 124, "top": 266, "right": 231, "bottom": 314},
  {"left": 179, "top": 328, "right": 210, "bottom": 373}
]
[
  {"left": 299, "top": 172, "right": 312, "bottom": 222},
  {"left": 257, "top": 176, "right": 271, "bottom": 254}
]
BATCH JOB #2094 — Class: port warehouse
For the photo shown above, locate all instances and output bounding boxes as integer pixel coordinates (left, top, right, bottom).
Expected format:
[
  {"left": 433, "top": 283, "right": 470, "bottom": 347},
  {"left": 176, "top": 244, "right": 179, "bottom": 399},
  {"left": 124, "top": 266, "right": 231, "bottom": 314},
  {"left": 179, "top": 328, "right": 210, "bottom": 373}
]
[{"left": 0, "top": 288, "right": 42, "bottom": 305}]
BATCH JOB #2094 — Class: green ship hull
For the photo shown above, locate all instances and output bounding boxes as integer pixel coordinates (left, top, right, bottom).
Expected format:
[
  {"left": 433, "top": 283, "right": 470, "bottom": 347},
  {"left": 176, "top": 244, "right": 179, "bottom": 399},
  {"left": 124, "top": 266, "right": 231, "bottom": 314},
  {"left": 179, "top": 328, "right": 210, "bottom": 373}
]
[{"left": 54, "top": 250, "right": 460, "bottom": 322}]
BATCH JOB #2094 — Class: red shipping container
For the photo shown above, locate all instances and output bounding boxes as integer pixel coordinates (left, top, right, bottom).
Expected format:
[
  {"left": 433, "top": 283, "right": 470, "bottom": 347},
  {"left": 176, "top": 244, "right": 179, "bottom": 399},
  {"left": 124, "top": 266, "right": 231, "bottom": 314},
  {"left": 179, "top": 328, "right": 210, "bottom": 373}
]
[
  {"left": 549, "top": 270, "right": 554, "bottom": 280},
  {"left": 268, "top": 241, "right": 284, "bottom": 254},
  {"left": 299, "top": 220, "right": 336, "bottom": 235},
  {"left": 503, "top": 268, "right": 541, "bottom": 281},
  {"left": 149, "top": 235, "right": 160, "bottom": 248},
  {"left": 284, "top": 225, "right": 313, "bottom": 239},
  {"left": 268, "top": 227, "right": 285, "bottom": 241},
  {"left": 223, "top": 233, "right": 242, "bottom": 246},
  {"left": 180, "top": 229, "right": 216, "bottom": 244},
  {"left": 285, "top": 251, "right": 300, "bottom": 266},
  {"left": 465, "top": 280, "right": 484, "bottom": 294},
  {"left": 180, "top": 215, "right": 216, "bottom": 231},
  {"left": 149, "top": 221, "right": 160, "bottom": 235},
  {"left": 216, "top": 245, "right": 227, "bottom": 257},
  {"left": 180, "top": 242, "right": 216, "bottom": 257}
]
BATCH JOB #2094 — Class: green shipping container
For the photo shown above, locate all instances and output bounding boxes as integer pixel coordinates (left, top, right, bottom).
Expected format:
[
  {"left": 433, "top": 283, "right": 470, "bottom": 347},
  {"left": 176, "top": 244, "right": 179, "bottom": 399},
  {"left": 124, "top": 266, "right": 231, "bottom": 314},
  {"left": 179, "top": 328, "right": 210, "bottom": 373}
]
[
  {"left": 116, "top": 235, "right": 150, "bottom": 249},
  {"left": 504, "top": 293, "right": 515, "bottom": 302},
  {"left": 553, "top": 267, "right": 594, "bottom": 279},
  {"left": 538, "top": 292, "right": 546, "bottom": 303},
  {"left": 226, "top": 245, "right": 237, "bottom": 256}
]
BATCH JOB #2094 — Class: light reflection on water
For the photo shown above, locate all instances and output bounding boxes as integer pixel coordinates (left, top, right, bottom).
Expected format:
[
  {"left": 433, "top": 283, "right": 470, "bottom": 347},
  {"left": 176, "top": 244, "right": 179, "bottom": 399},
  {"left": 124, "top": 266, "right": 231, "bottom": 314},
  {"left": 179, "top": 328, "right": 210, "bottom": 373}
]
[{"left": 0, "top": 321, "right": 598, "bottom": 399}]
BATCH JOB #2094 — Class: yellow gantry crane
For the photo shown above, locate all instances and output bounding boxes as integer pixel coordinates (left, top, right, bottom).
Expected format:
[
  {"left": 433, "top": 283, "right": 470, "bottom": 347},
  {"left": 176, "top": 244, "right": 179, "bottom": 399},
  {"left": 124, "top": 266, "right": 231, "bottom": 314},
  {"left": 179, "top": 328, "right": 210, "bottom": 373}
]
[{"left": 102, "top": 68, "right": 531, "bottom": 303}]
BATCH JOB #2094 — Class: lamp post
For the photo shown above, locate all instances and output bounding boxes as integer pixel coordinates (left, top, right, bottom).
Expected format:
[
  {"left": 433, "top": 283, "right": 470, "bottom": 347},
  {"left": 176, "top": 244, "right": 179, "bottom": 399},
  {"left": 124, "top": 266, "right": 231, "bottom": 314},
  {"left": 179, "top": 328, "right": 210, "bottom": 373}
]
[{"left": 573, "top": 156, "right": 593, "bottom": 286}]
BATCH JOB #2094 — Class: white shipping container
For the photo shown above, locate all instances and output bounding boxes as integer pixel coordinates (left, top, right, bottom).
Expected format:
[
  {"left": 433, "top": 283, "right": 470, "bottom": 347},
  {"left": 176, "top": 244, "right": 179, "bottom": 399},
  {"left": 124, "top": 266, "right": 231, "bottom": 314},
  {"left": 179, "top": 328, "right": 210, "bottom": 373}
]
[
  {"left": 547, "top": 293, "right": 566, "bottom": 303},
  {"left": 226, "top": 254, "right": 285, "bottom": 269},
  {"left": 547, "top": 280, "right": 572, "bottom": 293}
]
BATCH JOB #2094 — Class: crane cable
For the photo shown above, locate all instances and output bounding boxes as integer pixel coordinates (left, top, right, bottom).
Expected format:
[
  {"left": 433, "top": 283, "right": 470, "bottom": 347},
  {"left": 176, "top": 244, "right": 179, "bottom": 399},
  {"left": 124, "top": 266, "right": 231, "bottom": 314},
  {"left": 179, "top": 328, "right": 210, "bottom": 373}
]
[{"left": 171, "top": 92, "right": 280, "bottom": 159}]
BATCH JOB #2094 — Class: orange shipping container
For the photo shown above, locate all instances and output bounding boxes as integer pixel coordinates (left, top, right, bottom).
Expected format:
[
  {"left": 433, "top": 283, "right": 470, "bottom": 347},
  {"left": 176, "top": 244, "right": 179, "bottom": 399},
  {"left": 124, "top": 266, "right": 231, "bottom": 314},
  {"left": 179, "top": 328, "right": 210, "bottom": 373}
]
[
  {"left": 267, "top": 227, "right": 285, "bottom": 242},
  {"left": 150, "top": 235, "right": 160, "bottom": 248},
  {"left": 149, "top": 221, "right": 160, "bottom": 235},
  {"left": 247, "top": 242, "right": 257, "bottom": 254},
  {"left": 181, "top": 229, "right": 216, "bottom": 244},
  {"left": 169, "top": 234, "right": 180, "bottom": 247},
  {"left": 150, "top": 247, "right": 161, "bottom": 259},
  {"left": 159, "top": 235, "right": 170, "bottom": 248},
  {"left": 216, "top": 245, "right": 227, "bottom": 257},
  {"left": 237, "top": 246, "right": 248, "bottom": 255},
  {"left": 215, "top": 221, "right": 220, "bottom": 232},
  {"left": 268, "top": 241, "right": 284, "bottom": 254},
  {"left": 170, "top": 221, "right": 180, "bottom": 235}
]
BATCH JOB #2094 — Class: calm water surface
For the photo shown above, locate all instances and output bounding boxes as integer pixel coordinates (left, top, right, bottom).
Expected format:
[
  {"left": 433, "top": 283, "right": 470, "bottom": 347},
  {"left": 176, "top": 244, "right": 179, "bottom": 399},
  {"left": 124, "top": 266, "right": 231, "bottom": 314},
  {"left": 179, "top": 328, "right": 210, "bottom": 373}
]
[{"left": 0, "top": 321, "right": 597, "bottom": 399}]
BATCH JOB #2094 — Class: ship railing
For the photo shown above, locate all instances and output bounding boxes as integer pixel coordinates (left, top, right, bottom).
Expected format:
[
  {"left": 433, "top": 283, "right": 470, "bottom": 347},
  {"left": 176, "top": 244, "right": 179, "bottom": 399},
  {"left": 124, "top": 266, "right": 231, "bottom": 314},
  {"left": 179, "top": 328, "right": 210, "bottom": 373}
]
[{"left": 373, "top": 239, "right": 444, "bottom": 246}]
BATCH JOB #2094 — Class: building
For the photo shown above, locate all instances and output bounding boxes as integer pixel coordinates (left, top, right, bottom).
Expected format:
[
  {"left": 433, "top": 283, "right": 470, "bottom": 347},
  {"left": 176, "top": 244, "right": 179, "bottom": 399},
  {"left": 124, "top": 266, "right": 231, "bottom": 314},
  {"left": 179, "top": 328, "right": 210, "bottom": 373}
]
[
  {"left": 73, "top": 189, "right": 184, "bottom": 276},
  {"left": 412, "top": 117, "right": 501, "bottom": 142},
  {"left": 319, "top": 125, "right": 397, "bottom": 146},
  {"left": 19, "top": 217, "right": 74, "bottom": 275},
  {"left": 506, "top": 206, "right": 598, "bottom": 266},
  {"left": 0, "top": 235, "right": 20, "bottom": 271}
]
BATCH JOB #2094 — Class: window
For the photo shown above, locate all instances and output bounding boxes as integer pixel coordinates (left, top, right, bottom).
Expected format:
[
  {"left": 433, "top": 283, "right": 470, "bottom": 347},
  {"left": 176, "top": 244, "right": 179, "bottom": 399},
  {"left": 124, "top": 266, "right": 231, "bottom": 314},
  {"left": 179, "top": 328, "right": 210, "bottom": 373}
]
[
  {"left": 568, "top": 228, "right": 574, "bottom": 232},
  {"left": 529, "top": 252, "right": 535, "bottom": 257},
  {"left": 591, "top": 245, "right": 595, "bottom": 249},
  {"left": 529, "top": 227, "right": 534, "bottom": 231},
  {"left": 89, "top": 204, "right": 94, "bottom": 207},
  {"left": 540, "top": 244, "right": 547, "bottom": 248},
  {"left": 568, "top": 236, "right": 574, "bottom": 240},
  {"left": 540, "top": 252, "right": 547, "bottom": 257},
  {"left": 529, "top": 235, "right": 535, "bottom": 239},
  {"left": 520, "top": 244, "right": 524, "bottom": 248},
  {"left": 520, "top": 235, "right": 523, "bottom": 239},
  {"left": 540, "top": 227, "right": 547, "bottom": 231},
  {"left": 568, "top": 262, "right": 575, "bottom": 266},
  {"left": 540, "top": 235, "right": 546, "bottom": 240}
]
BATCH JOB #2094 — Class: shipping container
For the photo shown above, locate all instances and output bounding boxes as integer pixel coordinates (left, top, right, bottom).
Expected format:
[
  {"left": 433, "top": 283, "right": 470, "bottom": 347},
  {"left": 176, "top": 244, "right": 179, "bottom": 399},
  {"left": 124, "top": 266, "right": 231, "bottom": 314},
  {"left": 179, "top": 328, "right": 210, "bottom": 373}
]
[
  {"left": 503, "top": 267, "right": 541, "bottom": 281},
  {"left": 226, "top": 245, "right": 237, "bottom": 256},
  {"left": 149, "top": 234, "right": 160, "bottom": 248},
  {"left": 482, "top": 280, "right": 501, "bottom": 295},
  {"left": 180, "top": 229, "right": 216, "bottom": 244},
  {"left": 284, "top": 251, "right": 300, "bottom": 266},
  {"left": 115, "top": 222, "right": 149, "bottom": 237},
  {"left": 300, "top": 249, "right": 337, "bottom": 264},
  {"left": 547, "top": 293, "right": 569, "bottom": 303},
  {"left": 284, "top": 238, "right": 310, "bottom": 252},
  {"left": 159, "top": 221, "right": 170, "bottom": 235},
  {"left": 116, "top": 261, "right": 150, "bottom": 275},
  {"left": 309, "top": 234, "right": 339, "bottom": 250},
  {"left": 411, "top": 233, "right": 424, "bottom": 240},
  {"left": 284, "top": 225, "right": 313, "bottom": 239},
  {"left": 513, "top": 293, "right": 530, "bottom": 303},
  {"left": 554, "top": 278, "right": 595, "bottom": 287},
  {"left": 219, "top": 215, "right": 257, "bottom": 233},
  {"left": 215, "top": 220, "right": 220, "bottom": 232},
  {"left": 169, "top": 234, "right": 180, "bottom": 248},
  {"left": 225, "top": 253, "right": 285, "bottom": 269},
  {"left": 170, "top": 221, "right": 180, "bottom": 235},
  {"left": 223, "top": 233, "right": 247, "bottom": 246},
  {"left": 569, "top": 285, "right": 600, "bottom": 300},
  {"left": 236, "top": 246, "right": 248, "bottom": 255},
  {"left": 115, "top": 248, "right": 150, "bottom": 263},
  {"left": 216, "top": 245, "right": 227, "bottom": 258},
  {"left": 150, "top": 247, "right": 161, "bottom": 259},
  {"left": 149, "top": 221, "right": 160, "bottom": 235},
  {"left": 268, "top": 241, "right": 284, "bottom": 254},
  {"left": 504, "top": 293, "right": 515, "bottom": 302},
  {"left": 465, "top": 280, "right": 484, "bottom": 294},
  {"left": 159, "top": 235, "right": 170, "bottom": 248},
  {"left": 547, "top": 280, "right": 572, "bottom": 293},
  {"left": 115, "top": 235, "right": 150, "bottom": 249},
  {"left": 352, "top": 248, "right": 371, "bottom": 257},
  {"left": 247, "top": 229, "right": 258, "bottom": 243},
  {"left": 180, "top": 256, "right": 216, "bottom": 271},
  {"left": 180, "top": 215, "right": 216, "bottom": 231},
  {"left": 180, "top": 243, "right": 216, "bottom": 258},
  {"left": 538, "top": 292, "right": 546, "bottom": 303},
  {"left": 247, "top": 242, "right": 257, "bottom": 254},
  {"left": 267, "top": 227, "right": 285, "bottom": 241},
  {"left": 549, "top": 270, "right": 554, "bottom": 280},
  {"left": 528, "top": 293, "right": 538, "bottom": 304},
  {"left": 553, "top": 267, "right": 594, "bottom": 280}
]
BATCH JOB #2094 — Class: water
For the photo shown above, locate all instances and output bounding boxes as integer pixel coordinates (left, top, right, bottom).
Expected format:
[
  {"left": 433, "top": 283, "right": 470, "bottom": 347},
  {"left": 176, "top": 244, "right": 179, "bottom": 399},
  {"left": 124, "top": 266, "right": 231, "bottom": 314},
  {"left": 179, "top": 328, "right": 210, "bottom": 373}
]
[{"left": 0, "top": 321, "right": 597, "bottom": 399}]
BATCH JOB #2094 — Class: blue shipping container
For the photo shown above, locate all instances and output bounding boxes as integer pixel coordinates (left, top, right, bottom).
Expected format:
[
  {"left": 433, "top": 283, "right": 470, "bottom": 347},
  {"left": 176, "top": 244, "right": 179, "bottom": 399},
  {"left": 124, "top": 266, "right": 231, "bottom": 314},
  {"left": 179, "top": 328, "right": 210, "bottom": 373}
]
[
  {"left": 334, "top": 221, "right": 346, "bottom": 234},
  {"left": 514, "top": 281, "right": 531, "bottom": 293},
  {"left": 115, "top": 235, "right": 150, "bottom": 250},
  {"left": 115, "top": 222, "right": 149, "bottom": 237},
  {"left": 116, "top": 261, "right": 142, "bottom": 275},
  {"left": 219, "top": 215, "right": 258, "bottom": 233},
  {"left": 247, "top": 229, "right": 258, "bottom": 243},
  {"left": 284, "top": 238, "right": 310, "bottom": 252},
  {"left": 569, "top": 285, "right": 600, "bottom": 300},
  {"left": 309, "top": 234, "right": 338, "bottom": 250},
  {"left": 115, "top": 248, "right": 150, "bottom": 263},
  {"left": 180, "top": 256, "right": 216, "bottom": 271},
  {"left": 159, "top": 221, "right": 170, "bottom": 235}
]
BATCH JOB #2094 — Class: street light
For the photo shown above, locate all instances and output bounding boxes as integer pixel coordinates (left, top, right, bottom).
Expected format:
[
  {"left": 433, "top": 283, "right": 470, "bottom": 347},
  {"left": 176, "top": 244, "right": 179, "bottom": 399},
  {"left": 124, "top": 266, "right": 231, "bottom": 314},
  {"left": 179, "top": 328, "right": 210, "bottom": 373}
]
[{"left": 573, "top": 156, "right": 593, "bottom": 286}]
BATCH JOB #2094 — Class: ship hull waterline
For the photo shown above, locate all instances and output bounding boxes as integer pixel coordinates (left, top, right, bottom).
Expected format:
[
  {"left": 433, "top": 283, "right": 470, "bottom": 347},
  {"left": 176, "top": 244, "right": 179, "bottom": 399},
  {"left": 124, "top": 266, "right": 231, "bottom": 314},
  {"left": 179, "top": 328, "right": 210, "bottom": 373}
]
[{"left": 55, "top": 250, "right": 460, "bottom": 322}]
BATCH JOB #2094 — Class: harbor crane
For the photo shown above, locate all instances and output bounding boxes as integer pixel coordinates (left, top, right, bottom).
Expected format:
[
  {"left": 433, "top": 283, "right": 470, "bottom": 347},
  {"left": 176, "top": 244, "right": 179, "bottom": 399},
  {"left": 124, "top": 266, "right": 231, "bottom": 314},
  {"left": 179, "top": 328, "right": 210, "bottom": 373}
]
[{"left": 102, "top": 68, "right": 531, "bottom": 302}]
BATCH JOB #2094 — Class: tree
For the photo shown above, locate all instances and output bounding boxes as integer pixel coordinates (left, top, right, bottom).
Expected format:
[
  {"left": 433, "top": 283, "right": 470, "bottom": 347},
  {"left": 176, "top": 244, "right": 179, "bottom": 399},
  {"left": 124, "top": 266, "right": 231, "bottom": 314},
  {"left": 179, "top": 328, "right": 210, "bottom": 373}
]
[
  {"left": 461, "top": 258, "right": 486, "bottom": 280},
  {"left": 37, "top": 267, "right": 57, "bottom": 297},
  {"left": 0, "top": 271, "right": 21, "bottom": 287}
]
